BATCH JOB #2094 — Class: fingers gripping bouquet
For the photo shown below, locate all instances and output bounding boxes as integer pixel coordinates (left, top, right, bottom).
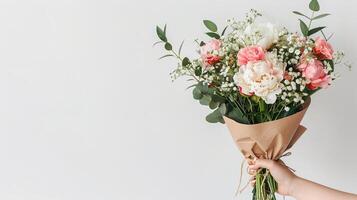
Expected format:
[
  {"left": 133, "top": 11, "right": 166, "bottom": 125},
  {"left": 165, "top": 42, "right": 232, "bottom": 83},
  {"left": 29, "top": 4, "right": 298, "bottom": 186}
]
[{"left": 154, "top": 0, "right": 348, "bottom": 199}]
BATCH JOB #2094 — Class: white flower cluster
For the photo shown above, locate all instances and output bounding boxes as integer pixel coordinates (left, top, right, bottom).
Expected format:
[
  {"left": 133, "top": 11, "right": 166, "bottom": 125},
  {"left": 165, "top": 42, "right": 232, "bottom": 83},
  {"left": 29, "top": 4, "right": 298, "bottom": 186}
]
[{"left": 280, "top": 67, "right": 308, "bottom": 110}]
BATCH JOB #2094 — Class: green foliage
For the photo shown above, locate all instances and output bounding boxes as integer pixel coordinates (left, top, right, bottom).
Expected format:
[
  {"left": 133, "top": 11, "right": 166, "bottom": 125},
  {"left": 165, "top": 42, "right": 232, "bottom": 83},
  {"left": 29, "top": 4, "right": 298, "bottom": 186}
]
[
  {"left": 206, "top": 32, "right": 220, "bottom": 39},
  {"left": 226, "top": 106, "right": 250, "bottom": 124},
  {"left": 203, "top": 20, "right": 218, "bottom": 32},
  {"left": 206, "top": 109, "right": 224, "bottom": 123},
  {"left": 164, "top": 42, "right": 172, "bottom": 50},
  {"left": 158, "top": 54, "right": 174, "bottom": 60},
  {"left": 194, "top": 66, "right": 202, "bottom": 76},
  {"left": 182, "top": 57, "right": 191, "bottom": 66},
  {"left": 178, "top": 40, "right": 184, "bottom": 56},
  {"left": 309, "top": 0, "right": 320, "bottom": 11},
  {"left": 221, "top": 26, "right": 228, "bottom": 36},
  {"left": 292, "top": 11, "right": 310, "bottom": 19},
  {"left": 191, "top": 83, "right": 229, "bottom": 124},
  {"left": 156, "top": 25, "right": 167, "bottom": 42},
  {"left": 219, "top": 103, "right": 227, "bottom": 115},
  {"left": 199, "top": 95, "right": 212, "bottom": 106},
  {"left": 192, "top": 87, "right": 203, "bottom": 100},
  {"left": 308, "top": 26, "right": 325, "bottom": 36},
  {"left": 312, "top": 13, "right": 330, "bottom": 20},
  {"left": 299, "top": 20, "right": 309, "bottom": 36},
  {"left": 294, "top": 0, "right": 330, "bottom": 38}
]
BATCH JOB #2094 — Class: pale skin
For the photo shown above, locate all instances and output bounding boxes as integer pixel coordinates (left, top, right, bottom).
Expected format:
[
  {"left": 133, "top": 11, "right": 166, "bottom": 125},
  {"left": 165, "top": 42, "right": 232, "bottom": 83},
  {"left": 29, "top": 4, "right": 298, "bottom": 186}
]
[{"left": 248, "top": 159, "right": 357, "bottom": 200}]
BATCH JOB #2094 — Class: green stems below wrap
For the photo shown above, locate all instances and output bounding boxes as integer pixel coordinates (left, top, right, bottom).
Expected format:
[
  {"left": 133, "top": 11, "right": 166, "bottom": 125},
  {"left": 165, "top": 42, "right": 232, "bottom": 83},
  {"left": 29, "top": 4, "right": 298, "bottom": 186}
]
[{"left": 252, "top": 169, "right": 277, "bottom": 200}]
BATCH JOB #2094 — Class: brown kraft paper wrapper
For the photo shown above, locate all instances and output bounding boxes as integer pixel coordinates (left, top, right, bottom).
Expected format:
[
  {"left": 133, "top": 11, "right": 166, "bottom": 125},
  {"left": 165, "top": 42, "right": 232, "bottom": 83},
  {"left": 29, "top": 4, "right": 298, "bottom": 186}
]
[{"left": 223, "top": 98, "right": 311, "bottom": 160}]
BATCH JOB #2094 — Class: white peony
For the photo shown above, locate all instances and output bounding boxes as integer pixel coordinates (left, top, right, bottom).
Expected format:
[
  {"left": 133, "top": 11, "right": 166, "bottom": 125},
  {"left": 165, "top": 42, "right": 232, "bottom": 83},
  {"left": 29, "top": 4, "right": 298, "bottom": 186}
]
[
  {"left": 233, "top": 52, "right": 285, "bottom": 104},
  {"left": 244, "top": 22, "right": 280, "bottom": 50}
]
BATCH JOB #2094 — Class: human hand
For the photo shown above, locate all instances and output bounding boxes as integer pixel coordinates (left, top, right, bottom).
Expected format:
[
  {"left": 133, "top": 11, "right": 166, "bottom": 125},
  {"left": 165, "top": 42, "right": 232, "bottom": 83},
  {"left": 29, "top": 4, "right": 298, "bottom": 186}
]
[{"left": 248, "top": 159, "right": 298, "bottom": 196}]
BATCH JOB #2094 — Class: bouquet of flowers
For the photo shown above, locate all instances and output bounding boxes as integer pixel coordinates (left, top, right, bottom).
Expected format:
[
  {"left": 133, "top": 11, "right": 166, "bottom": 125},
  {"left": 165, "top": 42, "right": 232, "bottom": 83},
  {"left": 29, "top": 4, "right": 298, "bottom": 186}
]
[{"left": 154, "top": 0, "right": 348, "bottom": 199}]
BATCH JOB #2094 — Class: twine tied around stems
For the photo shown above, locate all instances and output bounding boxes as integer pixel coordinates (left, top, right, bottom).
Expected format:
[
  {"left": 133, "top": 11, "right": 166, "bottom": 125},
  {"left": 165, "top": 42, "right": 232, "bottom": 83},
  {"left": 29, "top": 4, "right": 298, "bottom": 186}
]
[{"left": 234, "top": 152, "right": 294, "bottom": 198}]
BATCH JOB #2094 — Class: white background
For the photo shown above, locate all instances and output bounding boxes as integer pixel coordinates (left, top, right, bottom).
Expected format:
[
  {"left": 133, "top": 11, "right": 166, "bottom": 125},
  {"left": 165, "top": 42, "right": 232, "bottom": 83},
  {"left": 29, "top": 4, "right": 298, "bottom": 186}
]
[{"left": 0, "top": 0, "right": 356, "bottom": 199}]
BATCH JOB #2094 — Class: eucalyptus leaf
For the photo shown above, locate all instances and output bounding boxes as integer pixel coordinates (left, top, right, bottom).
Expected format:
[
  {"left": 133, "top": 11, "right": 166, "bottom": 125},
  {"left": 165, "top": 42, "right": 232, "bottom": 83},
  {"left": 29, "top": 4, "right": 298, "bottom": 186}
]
[
  {"left": 212, "top": 95, "right": 226, "bottom": 103},
  {"left": 206, "top": 32, "right": 220, "bottom": 39},
  {"left": 182, "top": 57, "right": 191, "bottom": 66},
  {"left": 203, "top": 20, "right": 218, "bottom": 32},
  {"left": 292, "top": 11, "right": 310, "bottom": 19},
  {"left": 209, "top": 101, "right": 219, "bottom": 109},
  {"left": 192, "top": 87, "right": 203, "bottom": 100},
  {"left": 194, "top": 66, "right": 202, "bottom": 76},
  {"left": 309, "top": 0, "right": 320, "bottom": 11},
  {"left": 178, "top": 40, "right": 184, "bottom": 56},
  {"left": 312, "top": 13, "right": 330, "bottom": 20},
  {"left": 186, "top": 84, "right": 197, "bottom": 90},
  {"left": 164, "top": 42, "right": 172, "bottom": 50},
  {"left": 156, "top": 26, "right": 167, "bottom": 42},
  {"left": 152, "top": 41, "right": 164, "bottom": 47},
  {"left": 206, "top": 109, "right": 223, "bottom": 123},
  {"left": 308, "top": 26, "right": 325, "bottom": 36},
  {"left": 158, "top": 54, "right": 174, "bottom": 60},
  {"left": 199, "top": 95, "right": 212, "bottom": 105},
  {"left": 219, "top": 103, "right": 227, "bottom": 115},
  {"left": 299, "top": 19, "right": 309, "bottom": 36}
]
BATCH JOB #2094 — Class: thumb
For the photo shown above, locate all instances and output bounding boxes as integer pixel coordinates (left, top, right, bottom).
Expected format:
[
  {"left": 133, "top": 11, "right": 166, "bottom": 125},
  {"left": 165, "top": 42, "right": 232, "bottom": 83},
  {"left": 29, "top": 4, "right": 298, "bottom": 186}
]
[{"left": 250, "top": 159, "right": 274, "bottom": 170}]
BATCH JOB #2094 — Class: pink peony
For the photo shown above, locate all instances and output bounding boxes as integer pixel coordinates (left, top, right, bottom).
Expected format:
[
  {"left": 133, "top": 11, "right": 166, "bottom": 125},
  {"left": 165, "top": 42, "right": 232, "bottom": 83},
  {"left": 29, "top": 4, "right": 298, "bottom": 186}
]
[
  {"left": 298, "top": 59, "right": 331, "bottom": 90},
  {"left": 313, "top": 37, "right": 334, "bottom": 60},
  {"left": 237, "top": 45, "right": 265, "bottom": 66},
  {"left": 200, "top": 39, "right": 222, "bottom": 66}
]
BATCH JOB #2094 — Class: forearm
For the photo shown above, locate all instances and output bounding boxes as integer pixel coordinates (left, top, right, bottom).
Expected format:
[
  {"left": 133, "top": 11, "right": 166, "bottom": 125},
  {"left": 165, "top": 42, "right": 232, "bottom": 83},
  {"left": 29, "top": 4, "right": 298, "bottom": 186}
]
[{"left": 291, "top": 177, "right": 357, "bottom": 200}]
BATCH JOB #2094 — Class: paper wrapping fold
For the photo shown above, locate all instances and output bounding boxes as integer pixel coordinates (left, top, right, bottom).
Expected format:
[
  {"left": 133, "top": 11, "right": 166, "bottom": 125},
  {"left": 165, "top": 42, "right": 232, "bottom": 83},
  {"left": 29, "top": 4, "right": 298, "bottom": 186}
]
[{"left": 224, "top": 98, "right": 311, "bottom": 160}]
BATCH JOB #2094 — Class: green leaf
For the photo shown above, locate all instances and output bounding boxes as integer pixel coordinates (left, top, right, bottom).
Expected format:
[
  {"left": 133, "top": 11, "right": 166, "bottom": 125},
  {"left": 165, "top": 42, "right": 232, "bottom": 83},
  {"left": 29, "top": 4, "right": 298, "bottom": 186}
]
[
  {"left": 164, "top": 42, "right": 172, "bottom": 51},
  {"left": 258, "top": 100, "right": 266, "bottom": 112},
  {"left": 219, "top": 103, "right": 227, "bottom": 115},
  {"left": 158, "top": 54, "right": 174, "bottom": 60},
  {"left": 309, "top": 0, "right": 320, "bottom": 11},
  {"left": 308, "top": 26, "right": 326, "bottom": 36},
  {"left": 292, "top": 11, "right": 310, "bottom": 19},
  {"left": 299, "top": 20, "right": 309, "bottom": 36},
  {"left": 209, "top": 101, "right": 219, "bottom": 109},
  {"left": 227, "top": 108, "right": 249, "bottom": 124},
  {"left": 312, "top": 13, "right": 330, "bottom": 20},
  {"left": 156, "top": 26, "right": 167, "bottom": 42},
  {"left": 203, "top": 20, "right": 218, "bottom": 32},
  {"left": 152, "top": 41, "right": 164, "bottom": 47},
  {"left": 186, "top": 84, "right": 197, "bottom": 90},
  {"left": 206, "top": 109, "right": 224, "bottom": 123},
  {"left": 182, "top": 57, "right": 191, "bottom": 66},
  {"left": 194, "top": 66, "right": 202, "bottom": 76},
  {"left": 206, "top": 32, "right": 220, "bottom": 39},
  {"left": 178, "top": 40, "right": 184, "bottom": 56},
  {"left": 199, "top": 95, "right": 212, "bottom": 106},
  {"left": 212, "top": 95, "right": 225, "bottom": 104},
  {"left": 192, "top": 87, "right": 203, "bottom": 100},
  {"left": 221, "top": 26, "right": 228, "bottom": 36}
]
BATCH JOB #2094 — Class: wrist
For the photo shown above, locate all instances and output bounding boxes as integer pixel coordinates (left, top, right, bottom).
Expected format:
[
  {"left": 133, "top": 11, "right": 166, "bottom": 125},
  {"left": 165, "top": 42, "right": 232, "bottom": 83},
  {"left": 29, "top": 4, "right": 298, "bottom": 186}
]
[{"left": 288, "top": 175, "right": 302, "bottom": 197}]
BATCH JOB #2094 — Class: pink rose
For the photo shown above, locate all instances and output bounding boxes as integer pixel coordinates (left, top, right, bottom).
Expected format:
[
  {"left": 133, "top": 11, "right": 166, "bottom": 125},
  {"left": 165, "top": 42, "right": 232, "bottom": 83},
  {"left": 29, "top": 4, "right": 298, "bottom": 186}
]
[
  {"left": 237, "top": 45, "right": 265, "bottom": 66},
  {"left": 205, "top": 55, "right": 221, "bottom": 65},
  {"left": 298, "top": 59, "right": 331, "bottom": 90},
  {"left": 313, "top": 37, "right": 334, "bottom": 60},
  {"left": 200, "top": 39, "right": 222, "bottom": 66}
]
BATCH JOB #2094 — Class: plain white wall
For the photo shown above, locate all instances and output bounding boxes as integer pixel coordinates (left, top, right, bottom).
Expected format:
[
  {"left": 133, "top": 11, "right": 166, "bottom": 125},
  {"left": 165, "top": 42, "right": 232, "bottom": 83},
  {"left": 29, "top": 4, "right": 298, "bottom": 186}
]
[{"left": 0, "top": 0, "right": 356, "bottom": 199}]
